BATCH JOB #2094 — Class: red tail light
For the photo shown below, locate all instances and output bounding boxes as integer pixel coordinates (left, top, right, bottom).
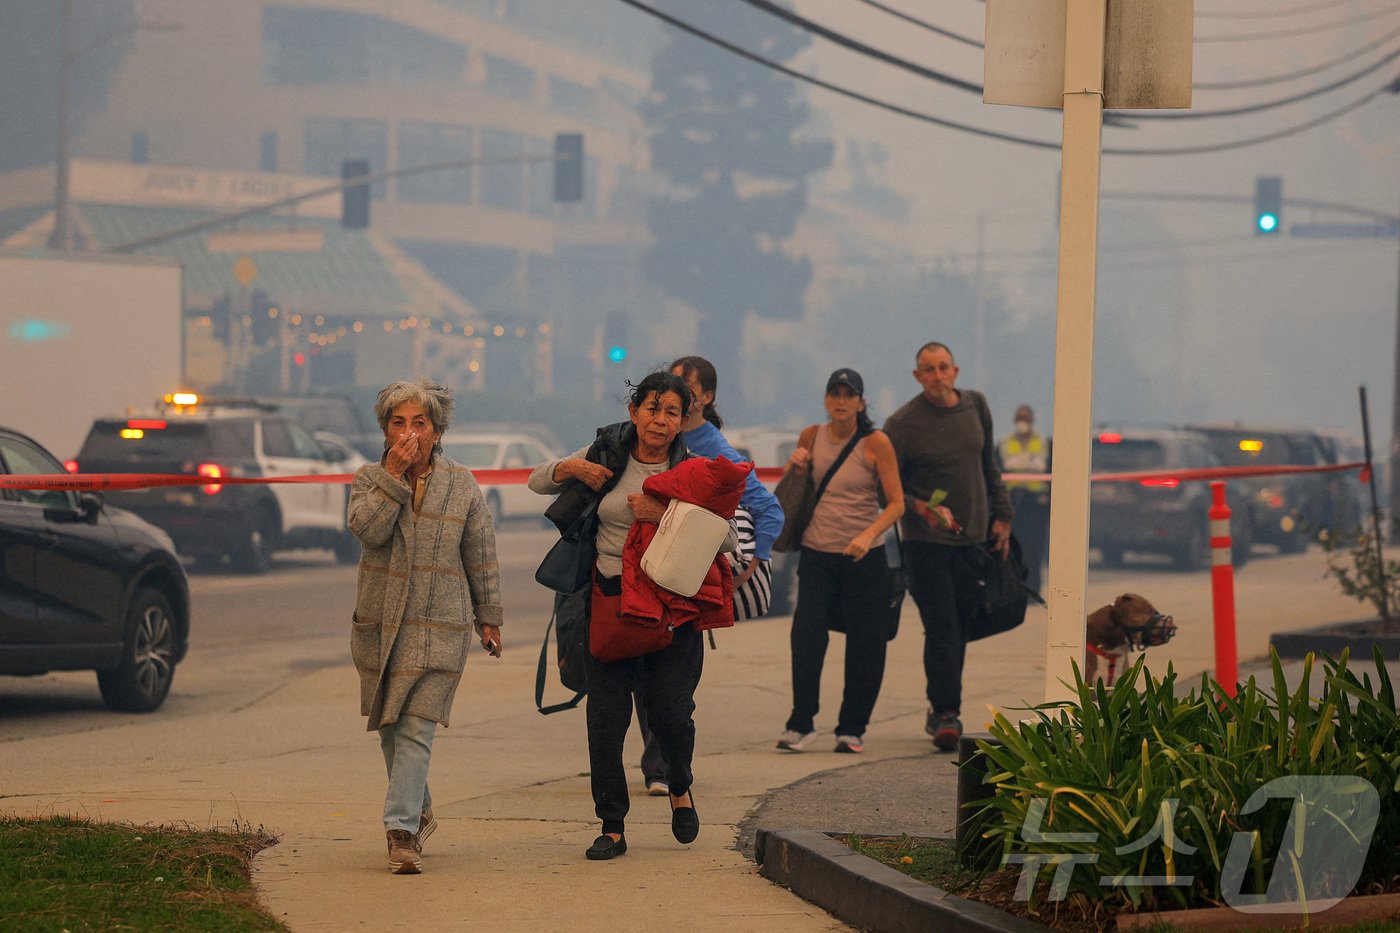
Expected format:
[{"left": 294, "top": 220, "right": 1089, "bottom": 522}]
[
  {"left": 197, "top": 462, "right": 225, "bottom": 495},
  {"left": 64, "top": 459, "right": 78, "bottom": 473},
  {"left": 1098, "top": 432, "right": 1122, "bottom": 444},
  {"left": 1140, "top": 478, "right": 1180, "bottom": 488},
  {"left": 127, "top": 419, "right": 167, "bottom": 430}
]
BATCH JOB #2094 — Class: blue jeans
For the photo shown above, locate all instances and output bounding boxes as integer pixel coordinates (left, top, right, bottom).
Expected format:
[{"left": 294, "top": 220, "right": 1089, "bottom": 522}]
[{"left": 378, "top": 714, "right": 436, "bottom": 833}]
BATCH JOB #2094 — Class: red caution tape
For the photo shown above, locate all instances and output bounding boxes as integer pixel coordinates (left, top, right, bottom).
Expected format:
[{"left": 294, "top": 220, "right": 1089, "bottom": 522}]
[{"left": 0, "top": 460, "right": 1368, "bottom": 492}]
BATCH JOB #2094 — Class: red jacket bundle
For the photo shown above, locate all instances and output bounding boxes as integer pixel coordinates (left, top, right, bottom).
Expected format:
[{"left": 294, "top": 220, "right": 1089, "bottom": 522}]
[{"left": 620, "top": 455, "right": 752, "bottom": 633}]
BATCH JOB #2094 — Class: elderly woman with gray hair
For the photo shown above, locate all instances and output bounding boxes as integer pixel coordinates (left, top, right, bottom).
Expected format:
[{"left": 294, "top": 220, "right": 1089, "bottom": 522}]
[{"left": 348, "top": 377, "right": 503, "bottom": 875}]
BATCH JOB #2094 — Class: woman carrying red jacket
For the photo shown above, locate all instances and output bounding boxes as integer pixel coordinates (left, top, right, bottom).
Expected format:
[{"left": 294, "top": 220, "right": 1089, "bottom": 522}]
[{"left": 528, "top": 371, "right": 738, "bottom": 861}]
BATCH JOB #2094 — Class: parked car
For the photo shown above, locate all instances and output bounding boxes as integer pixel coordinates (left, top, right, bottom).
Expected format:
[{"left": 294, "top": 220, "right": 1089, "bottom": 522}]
[
  {"left": 248, "top": 393, "right": 382, "bottom": 460},
  {"left": 438, "top": 431, "right": 561, "bottom": 524},
  {"left": 69, "top": 394, "right": 357, "bottom": 572},
  {"left": 1090, "top": 427, "right": 1251, "bottom": 570},
  {"left": 1, "top": 426, "right": 190, "bottom": 711},
  {"left": 1186, "top": 424, "right": 1364, "bottom": 552}
]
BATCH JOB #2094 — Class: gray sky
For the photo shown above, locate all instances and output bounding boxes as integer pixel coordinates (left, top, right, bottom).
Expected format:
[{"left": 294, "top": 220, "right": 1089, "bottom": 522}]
[{"left": 788, "top": 0, "right": 1399, "bottom": 444}]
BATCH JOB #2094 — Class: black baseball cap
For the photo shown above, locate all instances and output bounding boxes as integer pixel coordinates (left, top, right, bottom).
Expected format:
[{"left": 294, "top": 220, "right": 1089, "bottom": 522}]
[{"left": 826, "top": 368, "right": 864, "bottom": 396}]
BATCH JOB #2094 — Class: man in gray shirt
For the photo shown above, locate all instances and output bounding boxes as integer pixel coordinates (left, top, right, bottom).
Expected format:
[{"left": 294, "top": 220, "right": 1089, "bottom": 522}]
[{"left": 883, "top": 342, "right": 1013, "bottom": 752}]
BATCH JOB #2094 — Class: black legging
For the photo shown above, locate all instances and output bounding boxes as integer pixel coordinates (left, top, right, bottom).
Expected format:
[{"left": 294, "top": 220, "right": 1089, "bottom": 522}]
[{"left": 585, "top": 581, "right": 704, "bottom": 836}]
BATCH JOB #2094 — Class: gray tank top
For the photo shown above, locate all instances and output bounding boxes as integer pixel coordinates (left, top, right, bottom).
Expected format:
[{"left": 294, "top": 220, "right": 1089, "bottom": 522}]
[{"left": 801, "top": 425, "right": 881, "bottom": 554}]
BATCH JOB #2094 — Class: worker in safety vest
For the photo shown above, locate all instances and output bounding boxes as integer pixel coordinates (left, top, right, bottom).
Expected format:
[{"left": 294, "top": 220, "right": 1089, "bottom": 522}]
[{"left": 998, "top": 405, "right": 1049, "bottom": 595}]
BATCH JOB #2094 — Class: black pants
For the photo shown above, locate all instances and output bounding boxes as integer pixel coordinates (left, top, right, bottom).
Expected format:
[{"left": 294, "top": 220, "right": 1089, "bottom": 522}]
[
  {"left": 585, "top": 617, "right": 703, "bottom": 836},
  {"left": 634, "top": 695, "right": 667, "bottom": 785},
  {"left": 1010, "top": 488, "right": 1049, "bottom": 595},
  {"left": 905, "top": 540, "right": 984, "bottom": 716},
  {"left": 785, "top": 546, "right": 889, "bottom": 738}
]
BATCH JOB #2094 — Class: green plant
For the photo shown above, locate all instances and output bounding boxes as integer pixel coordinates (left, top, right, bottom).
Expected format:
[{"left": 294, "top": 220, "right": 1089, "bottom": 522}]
[
  {"left": 1320, "top": 528, "right": 1400, "bottom": 634},
  {"left": 973, "top": 649, "right": 1400, "bottom": 913},
  {"left": 0, "top": 816, "right": 286, "bottom": 932}
]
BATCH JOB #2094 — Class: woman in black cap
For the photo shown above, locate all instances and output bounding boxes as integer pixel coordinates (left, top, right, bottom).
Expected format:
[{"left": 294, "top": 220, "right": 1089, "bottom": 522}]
[{"left": 776, "top": 368, "right": 904, "bottom": 754}]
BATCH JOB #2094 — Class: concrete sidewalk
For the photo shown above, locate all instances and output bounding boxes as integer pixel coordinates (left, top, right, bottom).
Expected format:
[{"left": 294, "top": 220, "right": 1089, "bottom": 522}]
[{"left": 4, "top": 560, "right": 1383, "bottom": 932}]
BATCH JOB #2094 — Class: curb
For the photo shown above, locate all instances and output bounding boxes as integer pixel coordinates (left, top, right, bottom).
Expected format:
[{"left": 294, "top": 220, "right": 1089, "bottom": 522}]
[{"left": 755, "top": 828, "right": 1053, "bottom": 933}]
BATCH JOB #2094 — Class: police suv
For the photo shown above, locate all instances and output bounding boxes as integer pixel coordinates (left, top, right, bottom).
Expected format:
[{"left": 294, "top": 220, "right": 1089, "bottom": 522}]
[{"left": 70, "top": 394, "right": 360, "bottom": 572}]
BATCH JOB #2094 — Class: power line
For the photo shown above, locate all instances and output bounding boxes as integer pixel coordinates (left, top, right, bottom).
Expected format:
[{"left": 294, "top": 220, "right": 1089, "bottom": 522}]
[
  {"left": 847, "top": 0, "right": 982, "bottom": 49},
  {"left": 1196, "top": 0, "right": 1374, "bottom": 19},
  {"left": 732, "top": 0, "right": 980, "bottom": 95},
  {"left": 1195, "top": 26, "right": 1400, "bottom": 89},
  {"left": 614, "top": 0, "right": 1059, "bottom": 150},
  {"left": 613, "top": 0, "right": 1399, "bottom": 156},
  {"left": 742, "top": 0, "right": 1395, "bottom": 125},
  {"left": 1198, "top": 2, "right": 1400, "bottom": 41},
  {"left": 1123, "top": 46, "right": 1400, "bottom": 120}
]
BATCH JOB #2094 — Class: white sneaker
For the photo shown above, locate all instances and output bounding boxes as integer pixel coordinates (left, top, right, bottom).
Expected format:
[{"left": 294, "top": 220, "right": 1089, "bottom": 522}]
[
  {"left": 646, "top": 780, "right": 670, "bottom": 797},
  {"left": 834, "top": 735, "right": 864, "bottom": 754},
  {"left": 776, "top": 729, "right": 819, "bottom": 751}
]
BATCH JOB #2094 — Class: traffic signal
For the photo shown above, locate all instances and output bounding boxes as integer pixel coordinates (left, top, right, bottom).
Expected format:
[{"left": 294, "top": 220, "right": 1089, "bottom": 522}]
[
  {"left": 554, "top": 133, "right": 583, "bottom": 203},
  {"left": 208, "top": 293, "right": 231, "bottom": 343},
  {"left": 249, "top": 290, "right": 278, "bottom": 346},
  {"left": 1254, "top": 175, "right": 1281, "bottom": 236},
  {"left": 342, "top": 159, "right": 370, "bottom": 228},
  {"left": 603, "top": 312, "right": 628, "bottom": 363}
]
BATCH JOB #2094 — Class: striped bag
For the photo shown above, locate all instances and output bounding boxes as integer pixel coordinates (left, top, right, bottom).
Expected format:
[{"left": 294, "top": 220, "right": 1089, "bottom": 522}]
[{"left": 728, "top": 506, "right": 773, "bottom": 620}]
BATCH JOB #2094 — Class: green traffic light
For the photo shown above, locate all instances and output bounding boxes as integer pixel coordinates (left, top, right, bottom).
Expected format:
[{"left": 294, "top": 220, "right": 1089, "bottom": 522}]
[{"left": 1257, "top": 213, "right": 1278, "bottom": 233}]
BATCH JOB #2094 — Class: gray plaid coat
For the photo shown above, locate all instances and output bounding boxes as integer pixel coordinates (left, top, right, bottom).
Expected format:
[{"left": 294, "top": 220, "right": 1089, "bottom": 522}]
[{"left": 348, "top": 454, "right": 503, "bottom": 730}]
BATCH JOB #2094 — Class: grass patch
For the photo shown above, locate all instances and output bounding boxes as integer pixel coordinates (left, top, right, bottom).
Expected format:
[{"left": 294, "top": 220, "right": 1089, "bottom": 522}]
[
  {"left": 0, "top": 815, "right": 288, "bottom": 933},
  {"left": 842, "top": 834, "right": 1400, "bottom": 933}
]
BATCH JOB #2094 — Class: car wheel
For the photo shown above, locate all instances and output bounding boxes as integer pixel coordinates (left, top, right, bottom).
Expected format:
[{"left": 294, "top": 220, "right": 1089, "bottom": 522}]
[
  {"left": 1098, "top": 544, "right": 1125, "bottom": 569},
  {"left": 486, "top": 490, "right": 503, "bottom": 526},
  {"left": 333, "top": 530, "right": 360, "bottom": 564},
  {"left": 97, "top": 588, "right": 178, "bottom": 712},
  {"left": 1175, "top": 522, "right": 1211, "bottom": 572},
  {"left": 233, "top": 509, "right": 276, "bottom": 574}
]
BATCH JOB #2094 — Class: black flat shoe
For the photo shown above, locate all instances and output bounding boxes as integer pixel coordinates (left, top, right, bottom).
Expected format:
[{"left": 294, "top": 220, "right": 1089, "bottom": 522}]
[
  {"left": 671, "top": 795, "right": 699, "bottom": 845},
  {"left": 585, "top": 834, "right": 627, "bottom": 860}
]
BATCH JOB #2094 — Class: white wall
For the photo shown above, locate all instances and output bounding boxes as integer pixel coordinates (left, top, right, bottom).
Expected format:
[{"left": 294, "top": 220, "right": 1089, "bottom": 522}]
[{"left": 0, "top": 252, "right": 182, "bottom": 459}]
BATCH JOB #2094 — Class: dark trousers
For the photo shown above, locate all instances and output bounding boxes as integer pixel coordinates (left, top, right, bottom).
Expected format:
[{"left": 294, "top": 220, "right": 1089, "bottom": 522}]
[
  {"left": 905, "top": 540, "right": 984, "bottom": 716},
  {"left": 1010, "top": 488, "right": 1049, "bottom": 595},
  {"left": 634, "top": 695, "right": 667, "bottom": 785},
  {"left": 585, "top": 604, "right": 703, "bottom": 836},
  {"left": 785, "top": 546, "right": 890, "bottom": 738}
]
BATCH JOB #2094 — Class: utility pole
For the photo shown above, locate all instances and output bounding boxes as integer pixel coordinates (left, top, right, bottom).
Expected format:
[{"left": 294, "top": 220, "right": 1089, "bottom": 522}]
[
  {"left": 47, "top": 0, "right": 74, "bottom": 251},
  {"left": 973, "top": 213, "right": 986, "bottom": 388}
]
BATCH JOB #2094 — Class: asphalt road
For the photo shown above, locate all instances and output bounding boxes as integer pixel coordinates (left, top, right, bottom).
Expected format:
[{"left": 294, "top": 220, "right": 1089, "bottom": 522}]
[{"left": 0, "top": 531, "right": 1369, "bottom": 745}]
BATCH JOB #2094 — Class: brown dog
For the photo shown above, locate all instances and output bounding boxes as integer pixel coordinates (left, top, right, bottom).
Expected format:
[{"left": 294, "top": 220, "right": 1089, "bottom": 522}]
[{"left": 1084, "top": 593, "right": 1176, "bottom": 686}]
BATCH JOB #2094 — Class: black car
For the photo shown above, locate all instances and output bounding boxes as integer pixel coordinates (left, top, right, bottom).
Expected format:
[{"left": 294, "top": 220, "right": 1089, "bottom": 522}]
[
  {"left": 71, "top": 396, "right": 357, "bottom": 573},
  {"left": 1090, "top": 428, "right": 1251, "bottom": 570},
  {"left": 1187, "top": 425, "right": 1364, "bottom": 552},
  {"left": 0, "top": 427, "right": 190, "bottom": 711}
]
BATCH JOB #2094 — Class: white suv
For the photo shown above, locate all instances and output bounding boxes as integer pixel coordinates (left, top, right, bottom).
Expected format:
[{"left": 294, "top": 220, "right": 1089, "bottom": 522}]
[
  {"left": 438, "top": 431, "right": 560, "bottom": 524},
  {"left": 72, "top": 396, "right": 358, "bottom": 572}
]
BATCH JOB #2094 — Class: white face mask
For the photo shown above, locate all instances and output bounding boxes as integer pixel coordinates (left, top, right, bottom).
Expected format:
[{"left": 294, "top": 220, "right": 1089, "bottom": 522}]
[{"left": 1015, "top": 419, "right": 1032, "bottom": 436}]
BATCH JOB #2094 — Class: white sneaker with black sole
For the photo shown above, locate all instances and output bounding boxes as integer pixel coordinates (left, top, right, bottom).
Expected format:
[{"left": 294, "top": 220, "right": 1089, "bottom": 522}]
[
  {"left": 776, "top": 729, "right": 819, "bottom": 751},
  {"left": 834, "top": 735, "right": 864, "bottom": 754}
]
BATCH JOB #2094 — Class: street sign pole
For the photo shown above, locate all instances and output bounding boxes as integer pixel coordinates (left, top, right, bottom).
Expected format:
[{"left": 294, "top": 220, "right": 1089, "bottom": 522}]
[
  {"left": 1042, "top": 0, "right": 1108, "bottom": 705},
  {"left": 985, "top": 0, "right": 1193, "bottom": 704}
]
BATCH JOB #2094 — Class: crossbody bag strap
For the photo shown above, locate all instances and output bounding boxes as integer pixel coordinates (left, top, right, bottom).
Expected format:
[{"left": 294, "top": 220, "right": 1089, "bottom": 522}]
[
  {"left": 812, "top": 424, "right": 869, "bottom": 505},
  {"left": 534, "top": 605, "right": 585, "bottom": 715}
]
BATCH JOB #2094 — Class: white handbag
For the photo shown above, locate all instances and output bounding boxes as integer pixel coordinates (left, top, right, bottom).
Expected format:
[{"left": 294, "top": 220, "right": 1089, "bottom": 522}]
[{"left": 641, "top": 499, "right": 732, "bottom": 597}]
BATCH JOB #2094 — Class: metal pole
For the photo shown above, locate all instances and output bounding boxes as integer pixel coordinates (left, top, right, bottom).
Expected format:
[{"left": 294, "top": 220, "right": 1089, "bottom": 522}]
[
  {"left": 1044, "top": 0, "right": 1107, "bottom": 705},
  {"left": 47, "top": 0, "right": 74, "bottom": 251},
  {"left": 1390, "top": 198, "right": 1400, "bottom": 544},
  {"left": 1360, "top": 385, "right": 1392, "bottom": 628}
]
